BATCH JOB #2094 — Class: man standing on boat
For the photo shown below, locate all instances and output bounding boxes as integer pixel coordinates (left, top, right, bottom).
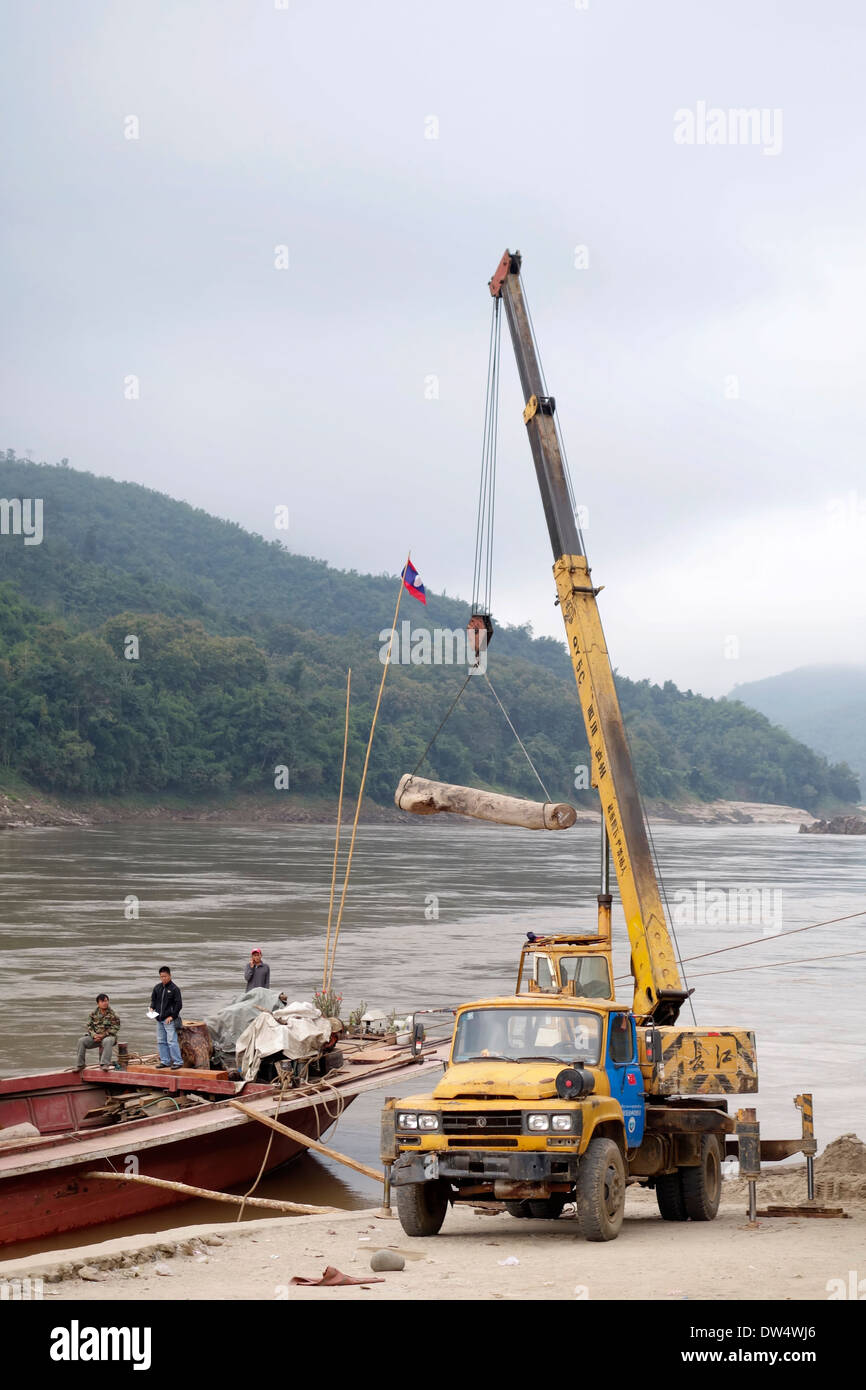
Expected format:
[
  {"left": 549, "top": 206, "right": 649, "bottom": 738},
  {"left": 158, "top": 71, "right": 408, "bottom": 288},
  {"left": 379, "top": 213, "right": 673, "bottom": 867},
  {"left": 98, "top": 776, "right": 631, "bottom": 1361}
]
[
  {"left": 75, "top": 993, "right": 120, "bottom": 1071},
  {"left": 151, "top": 966, "right": 183, "bottom": 1070},
  {"left": 244, "top": 948, "right": 270, "bottom": 991}
]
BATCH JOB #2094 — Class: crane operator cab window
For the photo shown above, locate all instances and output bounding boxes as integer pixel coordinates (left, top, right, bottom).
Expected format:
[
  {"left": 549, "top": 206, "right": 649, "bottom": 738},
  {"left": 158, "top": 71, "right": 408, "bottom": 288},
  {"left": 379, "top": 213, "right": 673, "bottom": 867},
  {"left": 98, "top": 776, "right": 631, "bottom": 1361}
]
[
  {"left": 559, "top": 956, "right": 612, "bottom": 1000},
  {"left": 532, "top": 955, "right": 556, "bottom": 993}
]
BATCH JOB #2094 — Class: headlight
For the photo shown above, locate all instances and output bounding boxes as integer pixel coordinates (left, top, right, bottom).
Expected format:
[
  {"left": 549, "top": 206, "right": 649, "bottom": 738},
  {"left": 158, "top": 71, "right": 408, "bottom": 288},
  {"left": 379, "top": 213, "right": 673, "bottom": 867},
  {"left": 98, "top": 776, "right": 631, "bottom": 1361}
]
[
  {"left": 418, "top": 1113, "right": 440, "bottom": 1131},
  {"left": 527, "top": 1113, "right": 550, "bottom": 1132},
  {"left": 397, "top": 1112, "right": 418, "bottom": 1130},
  {"left": 551, "top": 1114, "right": 574, "bottom": 1132}
]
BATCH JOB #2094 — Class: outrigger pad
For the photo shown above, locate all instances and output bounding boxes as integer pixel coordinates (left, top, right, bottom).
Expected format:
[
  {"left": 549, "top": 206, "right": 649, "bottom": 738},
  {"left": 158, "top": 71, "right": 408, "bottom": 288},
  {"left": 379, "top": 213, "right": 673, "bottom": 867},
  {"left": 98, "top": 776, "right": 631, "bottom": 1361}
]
[{"left": 394, "top": 774, "right": 577, "bottom": 831}]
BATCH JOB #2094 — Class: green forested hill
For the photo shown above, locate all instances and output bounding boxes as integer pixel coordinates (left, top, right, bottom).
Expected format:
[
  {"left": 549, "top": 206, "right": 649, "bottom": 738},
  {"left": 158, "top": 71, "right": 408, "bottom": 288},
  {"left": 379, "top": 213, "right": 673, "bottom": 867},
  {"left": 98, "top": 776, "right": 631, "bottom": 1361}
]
[
  {"left": 730, "top": 666, "right": 866, "bottom": 793},
  {"left": 0, "top": 453, "right": 859, "bottom": 810}
]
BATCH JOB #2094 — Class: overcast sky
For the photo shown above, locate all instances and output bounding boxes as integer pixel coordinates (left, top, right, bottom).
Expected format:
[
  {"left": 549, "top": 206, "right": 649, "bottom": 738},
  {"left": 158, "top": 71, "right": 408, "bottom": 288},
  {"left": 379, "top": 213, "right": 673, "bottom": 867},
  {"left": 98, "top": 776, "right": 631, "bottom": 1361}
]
[{"left": 2, "top": 0, "right": 864, "bottom": 695}]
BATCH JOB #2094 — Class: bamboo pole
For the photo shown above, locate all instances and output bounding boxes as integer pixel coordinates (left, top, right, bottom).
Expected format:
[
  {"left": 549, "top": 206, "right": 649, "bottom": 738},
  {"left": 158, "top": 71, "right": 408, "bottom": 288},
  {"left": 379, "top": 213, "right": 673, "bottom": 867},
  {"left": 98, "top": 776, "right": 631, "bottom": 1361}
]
[
  {"left": 82, "top": 1169, "right": 341, "bottom": 1215},
  {"left": 325, "top": 567, "right": 406, "bottom": 992},
  {"left": 322, "top": 667, "right": 352, "bottom": 990},
  {"left": 229, "top": 1099, "right": 383, "bottom": 1184}
]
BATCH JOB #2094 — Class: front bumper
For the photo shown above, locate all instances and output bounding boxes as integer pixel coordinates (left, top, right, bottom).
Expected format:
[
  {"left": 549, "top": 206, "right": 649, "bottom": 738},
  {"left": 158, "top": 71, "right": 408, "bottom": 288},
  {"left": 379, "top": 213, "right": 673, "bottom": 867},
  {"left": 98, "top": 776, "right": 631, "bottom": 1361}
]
[{"left": 392, "top": 1149, "right": 581, "bottom": 1186}]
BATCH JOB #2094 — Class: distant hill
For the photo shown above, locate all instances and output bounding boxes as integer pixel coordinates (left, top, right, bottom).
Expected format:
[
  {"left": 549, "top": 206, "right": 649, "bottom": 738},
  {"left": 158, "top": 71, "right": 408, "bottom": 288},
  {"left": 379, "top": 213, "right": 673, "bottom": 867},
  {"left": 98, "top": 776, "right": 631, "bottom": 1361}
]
[
  {"left": 730, "top": 666, "right": 866, "bottom": 797},
  {"left": 0, "top": 452, "right": 859, "bottom": 811}
]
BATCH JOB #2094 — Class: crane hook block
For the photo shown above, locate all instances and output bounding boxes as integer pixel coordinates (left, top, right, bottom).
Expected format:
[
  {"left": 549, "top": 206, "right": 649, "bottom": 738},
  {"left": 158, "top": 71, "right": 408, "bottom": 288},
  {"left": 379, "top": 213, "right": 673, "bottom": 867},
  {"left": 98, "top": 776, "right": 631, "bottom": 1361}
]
[{"left": 467, "top": 612, "right": 494, "bottom": 658}]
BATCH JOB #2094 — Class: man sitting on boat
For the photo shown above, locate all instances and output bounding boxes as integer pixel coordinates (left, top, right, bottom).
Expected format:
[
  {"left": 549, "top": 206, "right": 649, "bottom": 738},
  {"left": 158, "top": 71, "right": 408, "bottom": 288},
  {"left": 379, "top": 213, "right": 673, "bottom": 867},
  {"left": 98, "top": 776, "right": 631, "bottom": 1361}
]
[
  {"left": 150, "top": 966, "right": 183, "bottom": 1070},
  {"left": 75, "top": 994, "right": 120, "bottom": 1071}
]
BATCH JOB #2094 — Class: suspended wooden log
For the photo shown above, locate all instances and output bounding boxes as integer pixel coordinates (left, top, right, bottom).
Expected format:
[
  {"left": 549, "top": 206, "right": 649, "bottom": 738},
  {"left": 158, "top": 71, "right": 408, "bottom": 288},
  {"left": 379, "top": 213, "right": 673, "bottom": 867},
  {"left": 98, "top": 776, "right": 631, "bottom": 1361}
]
[{"left": 394, "top": 774, "right": 577, "bottom": 831}]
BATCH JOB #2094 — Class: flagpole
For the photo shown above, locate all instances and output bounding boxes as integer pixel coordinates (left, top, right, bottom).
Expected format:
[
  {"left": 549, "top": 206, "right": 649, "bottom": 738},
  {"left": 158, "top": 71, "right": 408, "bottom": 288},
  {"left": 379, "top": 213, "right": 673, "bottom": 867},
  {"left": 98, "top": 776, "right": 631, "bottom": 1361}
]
[{"left": 325, "top": 564, "right": 407, "bottom": 992}]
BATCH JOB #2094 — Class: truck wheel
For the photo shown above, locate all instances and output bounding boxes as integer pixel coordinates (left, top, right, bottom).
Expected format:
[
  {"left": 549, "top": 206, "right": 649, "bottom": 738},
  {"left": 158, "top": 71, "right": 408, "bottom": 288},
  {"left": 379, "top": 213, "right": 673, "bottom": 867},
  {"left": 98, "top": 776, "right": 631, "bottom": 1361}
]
[
  {"left": 681, "top": 1134, "right": 722, "bottom": 1221},
  {"left": 395, "top": 1180, "right": 449, "bottom": 1237},
  {"left": 505, "top": 1201, "right": 531, "bottom": 1218},
  {"left": 576, "top": 1137, "right": 625, "bottom": 1241},
  {"left": 655, "top": 1172, "right": 687, "bottom": 1221},
  {"left": 528, "top": 1195, "right": 567, "bottom": 1219}
]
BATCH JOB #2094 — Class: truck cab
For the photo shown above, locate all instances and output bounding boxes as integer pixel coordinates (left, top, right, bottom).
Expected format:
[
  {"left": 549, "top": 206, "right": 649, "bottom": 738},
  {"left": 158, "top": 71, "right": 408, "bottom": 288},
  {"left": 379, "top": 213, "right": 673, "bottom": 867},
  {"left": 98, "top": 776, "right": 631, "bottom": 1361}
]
[{"left": 382, "top": 993, "right": 648, "bottom": 1241}]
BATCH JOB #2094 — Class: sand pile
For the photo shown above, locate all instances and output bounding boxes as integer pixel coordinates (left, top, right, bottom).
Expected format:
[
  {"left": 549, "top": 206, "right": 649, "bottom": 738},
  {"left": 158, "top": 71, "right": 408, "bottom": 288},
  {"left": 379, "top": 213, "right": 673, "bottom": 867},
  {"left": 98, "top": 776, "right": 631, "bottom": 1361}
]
[
  {"left": 724, "top": 1133, "right": 866, "bottom": 1206},
  {"left": 814, "top": 1133, "right": 866, "bottom": 1177}
]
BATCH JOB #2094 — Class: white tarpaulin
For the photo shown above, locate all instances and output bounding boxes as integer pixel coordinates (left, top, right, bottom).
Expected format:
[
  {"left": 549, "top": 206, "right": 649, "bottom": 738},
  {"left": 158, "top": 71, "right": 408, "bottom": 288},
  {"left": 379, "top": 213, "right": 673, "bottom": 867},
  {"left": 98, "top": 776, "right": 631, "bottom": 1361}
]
[
  {"left": 204, "top": 987, "right": 287, "bottom": 1068},
  {"left": 235, "top": 1001, "right": 333, "bottom": 1080}
]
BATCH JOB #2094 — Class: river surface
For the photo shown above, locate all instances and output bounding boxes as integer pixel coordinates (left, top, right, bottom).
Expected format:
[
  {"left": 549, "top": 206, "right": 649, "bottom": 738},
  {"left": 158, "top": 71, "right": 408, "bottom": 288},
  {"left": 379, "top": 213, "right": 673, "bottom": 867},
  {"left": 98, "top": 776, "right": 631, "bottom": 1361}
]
[{"left": 1, "top": 821, "right": 863, "bottom": 1253}]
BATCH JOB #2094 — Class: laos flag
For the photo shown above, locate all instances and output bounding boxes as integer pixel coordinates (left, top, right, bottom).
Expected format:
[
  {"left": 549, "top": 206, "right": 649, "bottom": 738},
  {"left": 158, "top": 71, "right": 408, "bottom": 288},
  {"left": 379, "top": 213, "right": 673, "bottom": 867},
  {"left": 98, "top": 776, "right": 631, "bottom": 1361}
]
[{"left": 402, "top": 557, "right": 427, "bottom": 604}]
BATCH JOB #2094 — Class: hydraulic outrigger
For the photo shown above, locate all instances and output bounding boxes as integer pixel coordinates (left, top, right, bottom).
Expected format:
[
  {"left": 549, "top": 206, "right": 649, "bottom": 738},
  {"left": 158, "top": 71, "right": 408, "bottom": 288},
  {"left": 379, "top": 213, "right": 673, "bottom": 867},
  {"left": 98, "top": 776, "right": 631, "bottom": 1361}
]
[{"left": 382, "top": 250, "right": 818, "bottom": 1241}]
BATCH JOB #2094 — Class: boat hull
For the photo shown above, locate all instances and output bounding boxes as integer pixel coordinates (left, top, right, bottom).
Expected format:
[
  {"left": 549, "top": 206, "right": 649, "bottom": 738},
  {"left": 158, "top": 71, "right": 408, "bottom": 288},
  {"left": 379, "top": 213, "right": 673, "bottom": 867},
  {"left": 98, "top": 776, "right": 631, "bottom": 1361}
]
[{"left": 0, "top": 1077, "right": 354, "bottom": 1248}]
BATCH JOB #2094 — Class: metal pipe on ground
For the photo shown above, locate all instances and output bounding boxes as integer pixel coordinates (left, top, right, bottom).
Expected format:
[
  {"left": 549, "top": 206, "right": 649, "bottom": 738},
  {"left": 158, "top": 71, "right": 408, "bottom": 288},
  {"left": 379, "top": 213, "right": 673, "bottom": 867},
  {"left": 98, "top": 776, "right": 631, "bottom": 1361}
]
[{"left": 82, "top": 1169, "right": 342, "bottom": 1214}]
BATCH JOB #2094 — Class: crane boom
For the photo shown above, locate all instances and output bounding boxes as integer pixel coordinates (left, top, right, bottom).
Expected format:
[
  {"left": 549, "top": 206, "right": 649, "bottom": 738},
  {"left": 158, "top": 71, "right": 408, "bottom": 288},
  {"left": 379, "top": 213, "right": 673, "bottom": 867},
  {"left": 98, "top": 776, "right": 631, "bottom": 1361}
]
[{"left": 491, "top": 249, "right": 688, "bottom": 1024}]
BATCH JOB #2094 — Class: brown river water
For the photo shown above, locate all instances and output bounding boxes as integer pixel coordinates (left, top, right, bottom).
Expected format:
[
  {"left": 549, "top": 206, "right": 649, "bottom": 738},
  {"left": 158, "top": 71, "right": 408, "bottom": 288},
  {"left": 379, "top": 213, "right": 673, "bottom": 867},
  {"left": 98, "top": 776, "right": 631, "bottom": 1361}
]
[{"left": 0, "top": 821, "right": 863, "bottom": 1254}]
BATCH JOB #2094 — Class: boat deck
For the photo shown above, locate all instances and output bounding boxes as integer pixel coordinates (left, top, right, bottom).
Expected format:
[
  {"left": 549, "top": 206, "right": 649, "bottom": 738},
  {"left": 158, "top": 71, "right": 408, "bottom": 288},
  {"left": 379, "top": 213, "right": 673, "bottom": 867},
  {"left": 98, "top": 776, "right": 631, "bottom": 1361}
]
[{"left": 0, "top": 1039, "right": 444, "bottom": 1180}]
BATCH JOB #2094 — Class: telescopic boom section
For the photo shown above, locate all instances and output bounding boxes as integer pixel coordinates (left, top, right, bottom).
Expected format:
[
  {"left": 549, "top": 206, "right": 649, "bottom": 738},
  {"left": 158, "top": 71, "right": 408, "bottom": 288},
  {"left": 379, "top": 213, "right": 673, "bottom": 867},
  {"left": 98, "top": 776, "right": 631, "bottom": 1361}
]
[{"left": 490, "top": 249, "right": 688, "bottom": 1024}]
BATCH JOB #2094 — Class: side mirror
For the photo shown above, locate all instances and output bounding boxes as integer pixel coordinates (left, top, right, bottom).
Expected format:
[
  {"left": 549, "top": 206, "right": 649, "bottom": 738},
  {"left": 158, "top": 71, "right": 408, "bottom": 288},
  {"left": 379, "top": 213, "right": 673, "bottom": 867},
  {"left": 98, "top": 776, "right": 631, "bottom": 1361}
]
[{"left": 412, "top": 1022, "right": 425, "bottom": 1058}]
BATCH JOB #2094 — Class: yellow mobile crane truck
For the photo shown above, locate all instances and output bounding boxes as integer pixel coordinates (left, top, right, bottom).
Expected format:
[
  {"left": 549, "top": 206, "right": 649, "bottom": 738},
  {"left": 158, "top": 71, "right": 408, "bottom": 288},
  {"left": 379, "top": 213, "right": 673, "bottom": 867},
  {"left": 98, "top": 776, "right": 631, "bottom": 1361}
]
[{"left": 382, "top": 250, "right": 793, "bottom": 1241}]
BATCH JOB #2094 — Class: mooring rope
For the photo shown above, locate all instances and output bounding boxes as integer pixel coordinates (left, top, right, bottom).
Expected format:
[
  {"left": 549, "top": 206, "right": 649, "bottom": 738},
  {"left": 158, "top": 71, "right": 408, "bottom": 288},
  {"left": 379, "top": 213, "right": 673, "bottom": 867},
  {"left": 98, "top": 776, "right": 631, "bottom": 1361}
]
[
  {"left": 322, "top": 667, "right": 352, "bottom": 989},
  {"left": 614, "top": 906, "right": 866, "bottom": 982},
  {"left": 325, "top": 568, "right": 405, "bottom": 991},
  {"left": 681, "top": 946, "right": 866, "bottom": 980}
]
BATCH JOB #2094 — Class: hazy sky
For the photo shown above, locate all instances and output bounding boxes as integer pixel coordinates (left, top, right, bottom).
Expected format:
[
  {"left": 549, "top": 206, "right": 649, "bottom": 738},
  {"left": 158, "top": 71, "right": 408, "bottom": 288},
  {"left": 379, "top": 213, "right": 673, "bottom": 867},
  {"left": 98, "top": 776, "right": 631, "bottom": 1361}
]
[{"left": 2, "top": 1, "right": 864, "bottom": 695}]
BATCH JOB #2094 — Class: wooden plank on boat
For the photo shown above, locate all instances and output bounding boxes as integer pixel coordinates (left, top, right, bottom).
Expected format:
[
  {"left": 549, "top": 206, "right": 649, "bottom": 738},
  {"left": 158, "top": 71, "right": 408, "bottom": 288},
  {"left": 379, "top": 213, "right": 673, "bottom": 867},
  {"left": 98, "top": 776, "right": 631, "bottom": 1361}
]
[
  {"left": 346, "top": 1048, "right": 402, "bottom": 1064},
  {"left": 129, "top": 1065, "right": 229, "bottom": 1080},
  {"left": 81, "top": 1066, "right": 238, "bottom": 1095}
]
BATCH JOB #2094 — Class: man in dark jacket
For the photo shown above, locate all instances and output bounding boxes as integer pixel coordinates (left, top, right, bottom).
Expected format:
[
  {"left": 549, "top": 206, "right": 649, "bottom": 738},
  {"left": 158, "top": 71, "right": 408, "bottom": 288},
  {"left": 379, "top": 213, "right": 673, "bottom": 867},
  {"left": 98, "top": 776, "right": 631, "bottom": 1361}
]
[
  {"left": 150, "top": 966, "right": 183, "bottom": 1069},
  {"left": 75, "top": 993, "right": 121, "bottom": 1070},
  {"left": 243, "top": 948, "right": 270, "bottom": 991}
]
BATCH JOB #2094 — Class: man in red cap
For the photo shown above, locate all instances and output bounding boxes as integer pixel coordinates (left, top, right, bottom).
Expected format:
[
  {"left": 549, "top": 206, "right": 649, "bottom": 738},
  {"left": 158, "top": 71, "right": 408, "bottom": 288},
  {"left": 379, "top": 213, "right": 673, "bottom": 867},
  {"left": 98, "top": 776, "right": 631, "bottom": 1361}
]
[{"left": 244, "top": 948, "right": 270, "bottom": 991}]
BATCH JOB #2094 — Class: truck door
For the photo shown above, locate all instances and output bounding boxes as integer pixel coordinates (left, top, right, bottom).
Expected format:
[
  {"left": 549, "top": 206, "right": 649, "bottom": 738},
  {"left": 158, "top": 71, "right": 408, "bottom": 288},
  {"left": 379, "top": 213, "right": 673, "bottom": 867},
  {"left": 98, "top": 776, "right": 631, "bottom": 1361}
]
[{"left": 605, "top": 1013, "right": 645, "bottom": 1148}]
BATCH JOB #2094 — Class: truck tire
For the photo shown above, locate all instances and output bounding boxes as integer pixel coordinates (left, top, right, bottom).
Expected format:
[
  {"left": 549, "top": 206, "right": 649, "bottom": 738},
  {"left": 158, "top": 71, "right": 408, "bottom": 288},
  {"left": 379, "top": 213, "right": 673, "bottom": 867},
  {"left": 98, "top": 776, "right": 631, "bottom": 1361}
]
[
  {"left": 505, "top": 1201, "right": 531, "bottom": 1218},
  {"left": 395, "top": 1179, "right": 449, "bottom": 1237},
  {"left": 655, "top": 1171, "right": 687, "bottom": 1221},
  {"left": 528, "top": 1195, "right": 567, "bottom": 1219},
  {"left": 681, "top": 1134, "right": 722, "bottom": 1221},
  {"left": 576, "top": 1137, "right": 625, "bottom": 1241}
]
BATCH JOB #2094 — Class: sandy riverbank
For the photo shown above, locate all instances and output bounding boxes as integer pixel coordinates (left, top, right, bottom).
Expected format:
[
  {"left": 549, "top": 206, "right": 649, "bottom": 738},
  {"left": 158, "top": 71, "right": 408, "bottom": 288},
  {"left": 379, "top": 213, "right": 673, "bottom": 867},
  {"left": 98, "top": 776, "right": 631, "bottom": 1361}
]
[
  {"left": 0, "top": 783, "right": 826, "bottom": 832},
  {"left": 2, "top": 1192, "right": 862, "bottom": 1303},
  {"left": 4, "top": 1141, "right": 864, "bottom": 1303}
]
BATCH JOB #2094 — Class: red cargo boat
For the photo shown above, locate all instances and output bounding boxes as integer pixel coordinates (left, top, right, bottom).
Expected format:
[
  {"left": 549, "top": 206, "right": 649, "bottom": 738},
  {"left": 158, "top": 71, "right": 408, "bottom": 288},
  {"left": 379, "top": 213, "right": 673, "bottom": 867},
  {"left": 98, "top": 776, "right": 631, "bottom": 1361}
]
[{"left": 0, "top": 1043, "right": 439, "bottom": 1249}]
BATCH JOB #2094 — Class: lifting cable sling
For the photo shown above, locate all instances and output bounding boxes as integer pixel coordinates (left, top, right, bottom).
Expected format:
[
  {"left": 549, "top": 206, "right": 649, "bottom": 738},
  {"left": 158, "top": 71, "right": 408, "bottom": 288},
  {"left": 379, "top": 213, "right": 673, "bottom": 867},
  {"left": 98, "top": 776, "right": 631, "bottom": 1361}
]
[
  {"left": 409, "top": 668, "right": 552, "bottom": 802},
  {"left": 409, "top": 289, "right": 551, "bottom": 800}
]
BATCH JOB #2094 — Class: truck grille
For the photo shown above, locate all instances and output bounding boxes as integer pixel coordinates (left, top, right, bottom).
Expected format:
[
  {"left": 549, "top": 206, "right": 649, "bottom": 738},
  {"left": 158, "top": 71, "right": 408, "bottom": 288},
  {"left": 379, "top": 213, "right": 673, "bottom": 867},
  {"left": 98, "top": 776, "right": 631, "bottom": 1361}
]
[{"left": 442, "top": 1110, "right": 523, "bottom": 1136}]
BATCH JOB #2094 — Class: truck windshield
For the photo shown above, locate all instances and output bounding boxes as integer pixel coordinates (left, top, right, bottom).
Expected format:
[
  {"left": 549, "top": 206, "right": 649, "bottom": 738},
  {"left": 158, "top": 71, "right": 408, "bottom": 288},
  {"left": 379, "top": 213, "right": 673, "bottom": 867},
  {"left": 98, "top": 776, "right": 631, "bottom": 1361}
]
[{"left": 452, "top": 1008, "right": 603, "bottom": 1065}]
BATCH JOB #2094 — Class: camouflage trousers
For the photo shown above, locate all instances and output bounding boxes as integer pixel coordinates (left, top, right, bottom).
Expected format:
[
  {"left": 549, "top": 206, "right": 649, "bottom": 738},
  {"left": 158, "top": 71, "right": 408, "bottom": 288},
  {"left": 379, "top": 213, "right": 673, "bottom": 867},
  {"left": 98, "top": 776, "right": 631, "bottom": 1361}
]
[{"left": 76, "top": 1035, "right": 115, "bottom": 1068}]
